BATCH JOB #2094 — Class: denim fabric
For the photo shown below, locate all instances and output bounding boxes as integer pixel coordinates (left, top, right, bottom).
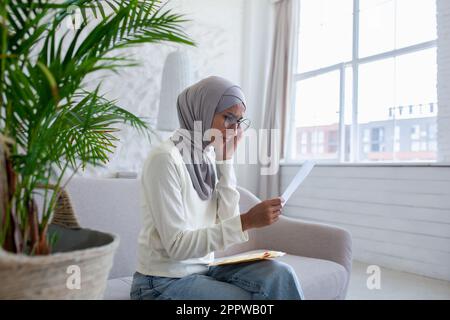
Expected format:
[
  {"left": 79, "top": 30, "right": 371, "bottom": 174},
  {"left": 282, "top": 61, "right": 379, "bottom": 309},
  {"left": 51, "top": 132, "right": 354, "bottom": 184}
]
[{"left": 130, "top": 260, "right": 304, "bottom": 300}]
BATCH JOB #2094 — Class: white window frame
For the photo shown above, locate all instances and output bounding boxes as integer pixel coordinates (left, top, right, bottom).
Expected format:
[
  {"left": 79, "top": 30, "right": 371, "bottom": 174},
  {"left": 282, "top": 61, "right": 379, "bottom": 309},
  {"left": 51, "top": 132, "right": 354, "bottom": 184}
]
[{"left": 286, "top": 0, "right": 438, "bottom": 163}]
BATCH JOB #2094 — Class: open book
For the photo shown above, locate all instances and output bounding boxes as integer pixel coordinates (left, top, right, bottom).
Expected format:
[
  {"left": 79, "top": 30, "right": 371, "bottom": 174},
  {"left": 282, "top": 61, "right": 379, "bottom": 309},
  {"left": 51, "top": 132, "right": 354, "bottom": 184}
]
[{"left": 209, "top": 250, "right": 286, "bottom": 266}]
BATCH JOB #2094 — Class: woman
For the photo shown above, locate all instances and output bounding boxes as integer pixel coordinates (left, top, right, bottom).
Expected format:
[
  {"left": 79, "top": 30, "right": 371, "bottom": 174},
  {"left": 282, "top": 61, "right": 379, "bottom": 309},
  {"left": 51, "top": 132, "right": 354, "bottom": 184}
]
[{"left": 130, "top": 76, "right": 304, "bottom": 300}]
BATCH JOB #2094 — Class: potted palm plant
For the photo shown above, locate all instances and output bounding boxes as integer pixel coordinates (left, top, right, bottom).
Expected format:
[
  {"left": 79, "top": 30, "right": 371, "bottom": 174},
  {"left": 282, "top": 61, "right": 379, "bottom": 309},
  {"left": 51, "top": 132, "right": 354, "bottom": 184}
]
[{"left": 0, "top": 0, "right": 193, "bottom": 299}]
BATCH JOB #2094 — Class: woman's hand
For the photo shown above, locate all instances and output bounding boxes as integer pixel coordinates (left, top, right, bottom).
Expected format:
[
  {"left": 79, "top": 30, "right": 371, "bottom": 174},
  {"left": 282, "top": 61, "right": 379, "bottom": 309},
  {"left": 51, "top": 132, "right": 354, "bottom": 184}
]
[
  {"left": 240, "top": 197, "right": 283, "bottom": 231},
  {"left": 214, "top": 127, "right": 244, "bottom": 161}
]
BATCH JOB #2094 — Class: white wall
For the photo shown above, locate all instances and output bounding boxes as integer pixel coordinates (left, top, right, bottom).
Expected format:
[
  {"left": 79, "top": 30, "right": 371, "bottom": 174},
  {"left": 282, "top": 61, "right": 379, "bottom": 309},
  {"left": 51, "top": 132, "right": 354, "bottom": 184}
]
[
  {"left": 281, "top": 164, "right": 450, "bottom": 281},
  {"left": 437, "top": 0, "right": 450, "bottom": 161}
]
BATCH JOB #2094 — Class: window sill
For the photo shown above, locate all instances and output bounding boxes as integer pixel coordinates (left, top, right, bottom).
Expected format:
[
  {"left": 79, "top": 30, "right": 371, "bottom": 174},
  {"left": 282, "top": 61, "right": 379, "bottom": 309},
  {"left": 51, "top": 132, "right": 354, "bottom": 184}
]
[{"left": 279, "top": 160, "right": 450, "bottom": 168}]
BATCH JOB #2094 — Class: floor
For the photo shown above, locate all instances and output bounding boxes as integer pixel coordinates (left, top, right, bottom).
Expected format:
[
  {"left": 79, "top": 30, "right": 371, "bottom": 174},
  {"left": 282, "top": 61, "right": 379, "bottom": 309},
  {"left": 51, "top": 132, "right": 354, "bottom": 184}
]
[{"left": 346, "top": 261, "right": 450, "bottom": 300}]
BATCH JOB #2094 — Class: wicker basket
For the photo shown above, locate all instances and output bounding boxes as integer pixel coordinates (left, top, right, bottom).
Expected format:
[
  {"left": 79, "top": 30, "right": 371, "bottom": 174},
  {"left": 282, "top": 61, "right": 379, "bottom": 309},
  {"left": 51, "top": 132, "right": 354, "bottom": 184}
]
[{"left": 0, "top": 185, "right": 119, "bottom": 299}]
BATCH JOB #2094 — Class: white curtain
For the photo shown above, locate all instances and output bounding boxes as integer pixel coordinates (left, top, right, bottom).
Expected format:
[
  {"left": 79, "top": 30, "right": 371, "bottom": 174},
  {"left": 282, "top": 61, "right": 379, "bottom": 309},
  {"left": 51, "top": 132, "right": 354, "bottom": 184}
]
[{"left": 258, "top": 0, "right": 299, "bottom": 200}]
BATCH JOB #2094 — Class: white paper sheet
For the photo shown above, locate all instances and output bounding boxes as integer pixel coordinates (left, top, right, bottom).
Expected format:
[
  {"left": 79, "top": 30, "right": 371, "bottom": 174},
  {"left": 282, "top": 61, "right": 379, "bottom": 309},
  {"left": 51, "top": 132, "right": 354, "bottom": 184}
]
[{"left": 281, "top": 160, "right": 315, "bottom": 206}]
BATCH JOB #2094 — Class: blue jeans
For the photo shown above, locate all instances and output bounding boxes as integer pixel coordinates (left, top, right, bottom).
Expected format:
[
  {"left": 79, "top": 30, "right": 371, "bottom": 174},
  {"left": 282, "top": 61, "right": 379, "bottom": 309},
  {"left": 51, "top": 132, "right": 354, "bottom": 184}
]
[{"left": 130, "top": 260, "right": 304, "bottom": 300}]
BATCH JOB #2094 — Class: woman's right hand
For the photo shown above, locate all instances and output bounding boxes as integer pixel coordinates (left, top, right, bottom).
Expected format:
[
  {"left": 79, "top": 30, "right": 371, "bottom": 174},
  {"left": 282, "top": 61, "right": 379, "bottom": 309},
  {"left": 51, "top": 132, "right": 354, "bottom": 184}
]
[{"left": 240, "top": 197, "right": 284, "bottom": 231}]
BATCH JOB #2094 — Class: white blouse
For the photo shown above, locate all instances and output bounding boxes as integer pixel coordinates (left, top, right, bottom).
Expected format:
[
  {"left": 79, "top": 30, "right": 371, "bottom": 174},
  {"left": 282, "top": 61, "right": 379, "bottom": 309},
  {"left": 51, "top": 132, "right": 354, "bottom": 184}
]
[{"left": 136, "top": 138, "right": 249, "bottom": 278}]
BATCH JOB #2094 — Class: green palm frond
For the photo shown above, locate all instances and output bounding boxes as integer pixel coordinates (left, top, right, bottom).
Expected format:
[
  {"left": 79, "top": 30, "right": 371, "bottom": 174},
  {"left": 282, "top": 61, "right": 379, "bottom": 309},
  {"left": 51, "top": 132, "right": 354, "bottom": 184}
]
[{"left": 0, "top": 0, "right": 194, "bottom": 254}]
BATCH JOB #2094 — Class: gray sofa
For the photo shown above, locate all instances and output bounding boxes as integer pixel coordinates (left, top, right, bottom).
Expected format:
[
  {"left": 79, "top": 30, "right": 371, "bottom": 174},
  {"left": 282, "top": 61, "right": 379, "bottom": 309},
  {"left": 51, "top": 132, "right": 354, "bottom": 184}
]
[{"left": 66, "top": 177, "right": 352, "bottom": 300}]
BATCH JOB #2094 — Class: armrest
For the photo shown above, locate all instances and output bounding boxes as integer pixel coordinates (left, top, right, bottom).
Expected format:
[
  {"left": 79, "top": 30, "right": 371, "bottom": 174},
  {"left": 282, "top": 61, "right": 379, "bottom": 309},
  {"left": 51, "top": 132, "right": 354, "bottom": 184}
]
[
  {"left": 254, "top": 215, "right": 353, "bottom": 275},
  {"left": 232, "top": 186, "right": 352, "bottom": 299},
  {"left": 233, "top": 186, "right": 352, "bottom": 274}
]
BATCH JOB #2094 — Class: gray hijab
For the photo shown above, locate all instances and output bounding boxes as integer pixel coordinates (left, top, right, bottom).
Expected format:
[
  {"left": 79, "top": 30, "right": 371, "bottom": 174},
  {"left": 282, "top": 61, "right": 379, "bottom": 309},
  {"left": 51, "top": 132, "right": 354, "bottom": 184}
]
[{"left": 171, "top": 76, "right": 247, "bottom": 200}]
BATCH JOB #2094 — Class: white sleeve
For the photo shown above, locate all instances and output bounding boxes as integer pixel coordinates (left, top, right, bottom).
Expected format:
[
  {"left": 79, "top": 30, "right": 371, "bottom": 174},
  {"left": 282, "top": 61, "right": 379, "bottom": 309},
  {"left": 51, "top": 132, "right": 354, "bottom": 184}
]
[
  {"left": 215, "top": 160, "right": 241, "bottom": 221},
  {"left": 142, "top": 153, "right": 248, "bottom": 261}
]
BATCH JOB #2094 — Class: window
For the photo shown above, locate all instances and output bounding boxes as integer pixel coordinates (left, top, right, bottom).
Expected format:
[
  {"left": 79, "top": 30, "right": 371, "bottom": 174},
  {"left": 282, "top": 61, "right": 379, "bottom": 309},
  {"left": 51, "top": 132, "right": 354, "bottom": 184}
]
[
  {"left": 300, "top": 132, "right": 308, "bottom": 154},
  {"left": 297, "top": 0, "right": 353, "bottom": 73},
  {"left": 394, "top": 126, "right": 400, "bottom": 153},
  {"left": 429, "top": 124, "right": 437, "bottom": 152},
  {"left": 294, "top": 71, "right": 340, "bottom": 160},
  {"left": 327, "top": 130, "right": 338, "bottom": 153},
  {"left": 289, "top": 0, "right": 437, "bottom": 163},
  {"left": 311, "top": 131, "right": 325, "bottom": 154},
  {"left": 362, "top": 126, "right": 387, "bottom": 160},
  {"left": 409, "top": 123, "right": 436, "bottom": 158},
  {"left": 359, "top": 0, "right": 436, "bottom": 57},
  {"left": 371, "top": 127, "right": 385, "bottom": 152}
]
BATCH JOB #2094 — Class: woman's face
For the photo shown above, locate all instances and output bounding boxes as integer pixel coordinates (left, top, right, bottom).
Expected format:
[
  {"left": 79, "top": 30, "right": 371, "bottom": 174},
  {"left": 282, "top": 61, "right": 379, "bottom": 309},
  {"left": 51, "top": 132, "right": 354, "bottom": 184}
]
[{"left": 210, "top": 103, "right": 246, "bottom": 143}]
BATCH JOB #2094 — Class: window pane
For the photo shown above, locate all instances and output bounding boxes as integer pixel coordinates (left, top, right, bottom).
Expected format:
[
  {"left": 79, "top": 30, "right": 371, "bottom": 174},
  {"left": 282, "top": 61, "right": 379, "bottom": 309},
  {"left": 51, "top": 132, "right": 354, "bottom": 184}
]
[
  {"left": 358, "top": 48, "right": 437, "bottom": 162},
  {"left": 396, "top": 48, "right": 437, "bottom": 107},
  {"left": 294, "top": 71, "right": 340, "bottom": 161},
  {"left": 297, "top": 0, "right": 353, "bottom": 72},
  {"left": 359, "top": 0, "right": 437, "bottom": 58},
  {"left": 396, "top": 0, "right": 437, "bottom": 49}
]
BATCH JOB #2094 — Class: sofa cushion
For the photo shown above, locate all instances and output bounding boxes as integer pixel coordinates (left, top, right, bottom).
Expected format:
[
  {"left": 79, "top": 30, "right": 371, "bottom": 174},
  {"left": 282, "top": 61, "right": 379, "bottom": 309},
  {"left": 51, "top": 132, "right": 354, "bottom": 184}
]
[
  {"left": 277, "top": 254, "right": 347, "bottom": 300},
  {"left": 66, "top": 177, "right": 142, "bottom": 279},
  {"left": 104, "top": 277, "right": 133, "bottom": 300},
  {"left": 103, "top": 254, "right": 347, "bottom": 300}
]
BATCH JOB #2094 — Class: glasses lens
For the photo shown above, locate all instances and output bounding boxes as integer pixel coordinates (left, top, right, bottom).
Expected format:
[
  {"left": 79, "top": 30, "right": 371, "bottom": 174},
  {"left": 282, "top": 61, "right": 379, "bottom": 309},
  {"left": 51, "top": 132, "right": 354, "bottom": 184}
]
[{"left": 239, "top": 119, "right": 251, "bottom": 131}]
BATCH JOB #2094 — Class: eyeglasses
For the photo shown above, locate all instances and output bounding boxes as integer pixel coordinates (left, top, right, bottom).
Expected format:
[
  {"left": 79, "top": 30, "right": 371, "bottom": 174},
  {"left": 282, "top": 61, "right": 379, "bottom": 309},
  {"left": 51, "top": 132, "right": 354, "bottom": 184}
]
[{"left": 223, "top": 114, "right": 251, "bottom": 131}]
